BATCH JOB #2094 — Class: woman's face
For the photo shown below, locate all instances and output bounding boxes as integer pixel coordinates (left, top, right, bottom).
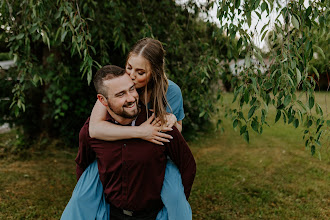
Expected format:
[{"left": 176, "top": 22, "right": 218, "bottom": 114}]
[{"left": 125, "top": 54, "right": 152, "bottom": 89}]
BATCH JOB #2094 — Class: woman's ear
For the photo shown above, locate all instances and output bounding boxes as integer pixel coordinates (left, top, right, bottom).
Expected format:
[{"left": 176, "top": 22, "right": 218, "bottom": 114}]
[{"left": 97, "top": 94, "right": 108, "bottom": 107}]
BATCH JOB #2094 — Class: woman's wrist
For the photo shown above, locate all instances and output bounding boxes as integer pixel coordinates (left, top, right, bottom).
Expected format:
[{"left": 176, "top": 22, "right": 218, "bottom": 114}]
[{"left": 133, "top": 126, "right": 145, "bottom": 139}]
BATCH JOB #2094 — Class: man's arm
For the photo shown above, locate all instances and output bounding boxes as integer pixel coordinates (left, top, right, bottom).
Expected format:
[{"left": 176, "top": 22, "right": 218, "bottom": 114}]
[
  {"left": 75, "top": 119, "right": 96, "bottom": 180},
  {"left": 165, "top": 128, "right": 196, "bottom": 199}
]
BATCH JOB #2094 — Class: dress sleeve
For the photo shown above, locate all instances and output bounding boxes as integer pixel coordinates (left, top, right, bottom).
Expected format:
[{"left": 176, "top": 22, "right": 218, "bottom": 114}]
[
  {"left": 166, "top": 80, "right": 185, "bottom": 121},
  {"left": 75, "top": 118, "right": 96, "bottom": 180},
  {"left": 165, "top": 128, "right": 196, "bottom": 199}
]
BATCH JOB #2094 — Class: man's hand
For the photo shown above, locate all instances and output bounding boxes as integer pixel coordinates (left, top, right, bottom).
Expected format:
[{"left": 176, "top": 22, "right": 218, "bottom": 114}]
[{"left": 139, "top": 113, "right": 173, "bottom": 145}]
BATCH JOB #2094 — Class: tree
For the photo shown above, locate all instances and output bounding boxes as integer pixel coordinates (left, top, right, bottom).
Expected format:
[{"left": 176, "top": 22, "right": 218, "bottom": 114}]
[
  {"left": 217, "top": 0, "right": 330, "bottom": 155},
  {"left": 1, "top": 0, "right": 328, "bottom": 155},
  {"left": 0, "top": 0, "right": 233, "bottom": 146}
]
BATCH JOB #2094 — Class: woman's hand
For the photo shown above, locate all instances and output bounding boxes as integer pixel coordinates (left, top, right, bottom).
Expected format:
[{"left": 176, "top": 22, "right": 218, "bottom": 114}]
[
  {"left": 164, "top": 113, "right": 177, "bottom": 128},
  {"left": 139, "top": 113, "right": 173, "bottom": 145},
  {"left": 163, "top": 113, "right": 182, "bottom": 133}
]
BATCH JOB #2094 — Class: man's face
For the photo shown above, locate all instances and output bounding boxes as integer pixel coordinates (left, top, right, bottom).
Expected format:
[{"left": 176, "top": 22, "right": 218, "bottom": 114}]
[{"left": 103, "top": 74, "right": 139, "bottom": 120}]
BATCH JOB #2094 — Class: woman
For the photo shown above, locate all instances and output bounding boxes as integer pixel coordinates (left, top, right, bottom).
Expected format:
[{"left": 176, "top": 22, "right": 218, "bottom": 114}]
[{"left": 61, "top": 38, "right": 191, "bottom": 220}]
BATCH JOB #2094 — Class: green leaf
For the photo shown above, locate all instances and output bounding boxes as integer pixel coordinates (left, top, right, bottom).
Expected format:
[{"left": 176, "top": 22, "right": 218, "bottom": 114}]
[
  {"left": 283, "top": 95, "right": 291, "bottom": 107},
  {"left": 55, "top": 98, "right": 62, "bottom": 105},
  {"left": 251, "top": 120, "right": 259, "bottom": 132},
  {"left": 296, "top": 68, "right": 301, "bottom": 85},
  {"left": 275, "top": 110, "right": 281, "bottom": 123},
  {"left": 311, "top": 66, "right": 320, "bottom": 80},
  {"left": 313, "top": 45, "right": 326, "bottom": 59},
  {"left": 61, "top": 30, "right": 68, "bottom": 42},
  {"left": 297, "top": 100, "right": 307, "bottom": 112},
  {"left": 243, "top": 131, "right": 249, "bottom": 143},
  {"left": 254, "top": 51, "right": 264, "bottom": 65},
  {"left": 311, "top": 145, "right": 315, "bottom": 156},
  {"left": 240, "top": 125, "right": 247, "bottom": 135},
  {"left": 260, "top": 22, "right": 269, "bottom": 34},
  {"left": 90, "top": 46, "right": 96, "bottom": 55},
  {"left": 248, "top": 106, "right": 257, "bottom": 119},
  {"left": 237, "top": 37, "right": 243, "bottom": 48},
  {"left": 62, "top": 103, "right": 68, "bottom": 110},
  {"left": 316, "top": 124, "right": 323, "bottom": 134},
  {"left": 292, "top": 15, "right": 300, "bottom": 29},
  {"left": 327, "top": 120, "right": 330, "bottom": 127},
  {"left": 315, "top": 103, "right": 322, "bottom": 116},
  {"left": 261, "top": 30, "right": 268, "bottom": 41},
  {"left": 254, "top": 0, "right": 261, "bottom": 8},
  {"left": 307, "top": 120, "right": 312, "bottom": 128},
  {"left": 16, "top": 33, "right": 25, "bottom": 40},
  {"left": 199, "top": 111, "right": 205, "bottom": 117},
  {"left": 233, "top": 119, "right": 239, "bottom": 128},
  {"left": 308, "top": 96, "right": 314, "bottom": 109},
  {"left": 235, "top": 0, "right": 240, "bottom": 8},
  {"left": 264, "top": 82, "right": 272, "bottom": 90},
  {"left": 306, "top": 6, "right": 312, "bottom": 17},
  {"left": 245, "top": 54, "right": 251, "bottom": 68},
  {"left": 55, "top": 11, "right": 61, "bottom": 20},
  {"left": 293, "top": 119, "right": 299, "bottom": 128},
  {"left": 261, "top": 2, "right": 267, "bottom": 12}
]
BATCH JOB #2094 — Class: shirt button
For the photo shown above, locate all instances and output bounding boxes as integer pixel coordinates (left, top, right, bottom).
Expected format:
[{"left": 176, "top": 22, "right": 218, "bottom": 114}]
[{"left": 123, "top": 144, "right": 126, "bottom": 147}]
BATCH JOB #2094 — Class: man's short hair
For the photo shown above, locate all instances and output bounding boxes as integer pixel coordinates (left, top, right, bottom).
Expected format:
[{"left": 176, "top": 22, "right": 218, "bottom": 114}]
[{"left": 93, "top": 65, "right": 126, "bottom": 97}]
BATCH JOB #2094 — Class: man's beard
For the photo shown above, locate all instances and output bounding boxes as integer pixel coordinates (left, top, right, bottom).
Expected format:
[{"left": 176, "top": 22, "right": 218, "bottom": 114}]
[{"left": 108, "top": 99, "right": 139, "bottom": 119}]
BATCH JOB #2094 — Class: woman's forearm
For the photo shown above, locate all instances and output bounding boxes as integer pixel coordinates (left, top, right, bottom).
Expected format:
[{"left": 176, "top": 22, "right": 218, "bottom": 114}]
[
  {"left": 89, "top": 121, "right": 144, "bottom": 140},
  {"left": 89, "top": 99, "right": 175, "bottom": 142}
]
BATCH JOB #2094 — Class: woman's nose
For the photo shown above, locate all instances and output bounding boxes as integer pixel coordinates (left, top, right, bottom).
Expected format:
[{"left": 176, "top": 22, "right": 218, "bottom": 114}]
[{"left": 130, "top": 72, "right": 136, "bottom": 80}]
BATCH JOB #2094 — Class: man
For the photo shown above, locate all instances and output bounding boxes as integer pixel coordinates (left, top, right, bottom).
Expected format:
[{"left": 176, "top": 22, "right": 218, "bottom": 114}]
[{"left": 76, "top": 65, "right": 196, "bottom": 219}]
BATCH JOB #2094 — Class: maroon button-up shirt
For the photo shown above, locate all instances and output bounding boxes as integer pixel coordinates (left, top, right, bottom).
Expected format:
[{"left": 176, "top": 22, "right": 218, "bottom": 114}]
[{"left": 75, "top": 107, "right": 196, "bottom": 212}]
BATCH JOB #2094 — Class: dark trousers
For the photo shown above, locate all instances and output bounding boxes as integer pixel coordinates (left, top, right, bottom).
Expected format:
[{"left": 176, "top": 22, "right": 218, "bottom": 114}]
[{"left": 110, "top": 205, "right": 160, "bottom": 220}]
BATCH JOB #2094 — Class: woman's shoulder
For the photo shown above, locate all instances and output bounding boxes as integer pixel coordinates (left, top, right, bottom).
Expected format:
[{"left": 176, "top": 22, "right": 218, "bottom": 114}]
[{"left": 167, "top": 80, "right": 182, "bottom": 95}]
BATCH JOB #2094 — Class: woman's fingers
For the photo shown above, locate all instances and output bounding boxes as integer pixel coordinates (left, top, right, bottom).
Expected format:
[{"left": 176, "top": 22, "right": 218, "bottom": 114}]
[
  {"left": 156, "top": 131, "right": 173, "bottom": 139},
  {"left": 150, "top": 139, "right": 164, "bottom": 145},
  {"left": 151, "top": 117, "right": 161, "bottom": 126},
  {"left": 146, "top": 113, "right": 155, "bottom": 124},
  {"left": 154, "top": 136, "right": 170, "bottom": 143},
  {"left": 160, "top": 126, "right": 173, "bottom": 132}
]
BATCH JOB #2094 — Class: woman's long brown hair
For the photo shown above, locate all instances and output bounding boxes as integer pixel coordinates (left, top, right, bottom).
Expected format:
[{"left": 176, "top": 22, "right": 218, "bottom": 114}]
[{"left": 127, "top": 38, "right": 170, "bottom": 125}]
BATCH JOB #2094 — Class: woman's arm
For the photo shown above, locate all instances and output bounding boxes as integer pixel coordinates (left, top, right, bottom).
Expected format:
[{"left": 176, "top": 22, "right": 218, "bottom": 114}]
[
  {"left": 176, "top": 120, "right": 182, "bottom": 132},
  {"left": 89, "top": 100, "right": 173, "bottom": 144}
]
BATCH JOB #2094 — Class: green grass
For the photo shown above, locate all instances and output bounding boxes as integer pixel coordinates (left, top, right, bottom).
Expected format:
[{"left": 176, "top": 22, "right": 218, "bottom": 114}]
[{"left": 0, "top": 92, "right": 329, "bottom": 219}]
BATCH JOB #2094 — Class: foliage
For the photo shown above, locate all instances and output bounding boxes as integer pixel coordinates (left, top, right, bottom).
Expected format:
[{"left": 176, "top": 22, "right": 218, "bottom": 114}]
[
  {"left": 0, "top": 52, "right": 11, "bottom": 60},
  {"left": 0, "top": 0, "right": 233, "bottom": 145},
  {"left": 217, "top": 0, "right": 330, "bottom": 155},
  {"left": 1, "top": 0, "right": 329, "bottom": 154}
]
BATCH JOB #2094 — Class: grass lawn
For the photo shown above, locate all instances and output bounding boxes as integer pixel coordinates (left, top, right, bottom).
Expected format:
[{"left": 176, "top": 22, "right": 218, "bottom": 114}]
[{"left": 0, "top": 92, "right": 329, "bottom": 219}]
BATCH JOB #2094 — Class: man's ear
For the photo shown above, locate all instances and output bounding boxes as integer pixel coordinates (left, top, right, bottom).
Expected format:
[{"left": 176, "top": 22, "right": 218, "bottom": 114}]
[{"left": 97, "top": 94, "right": 108, "bottom": 107}]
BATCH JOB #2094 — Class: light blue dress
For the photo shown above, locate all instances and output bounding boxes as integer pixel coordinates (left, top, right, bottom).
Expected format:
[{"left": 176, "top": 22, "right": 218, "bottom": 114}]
[{"left": 61, "top": 80, "right": 191, "bottom": 220}]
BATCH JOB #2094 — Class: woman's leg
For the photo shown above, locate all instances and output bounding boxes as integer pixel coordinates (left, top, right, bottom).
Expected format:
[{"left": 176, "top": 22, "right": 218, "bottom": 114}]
[
  {"left": 61, "top": 160, "right": 110, "bottom": 220},
  {"left": 156, "top": 159, "right": 192, "bottom": 220}
]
